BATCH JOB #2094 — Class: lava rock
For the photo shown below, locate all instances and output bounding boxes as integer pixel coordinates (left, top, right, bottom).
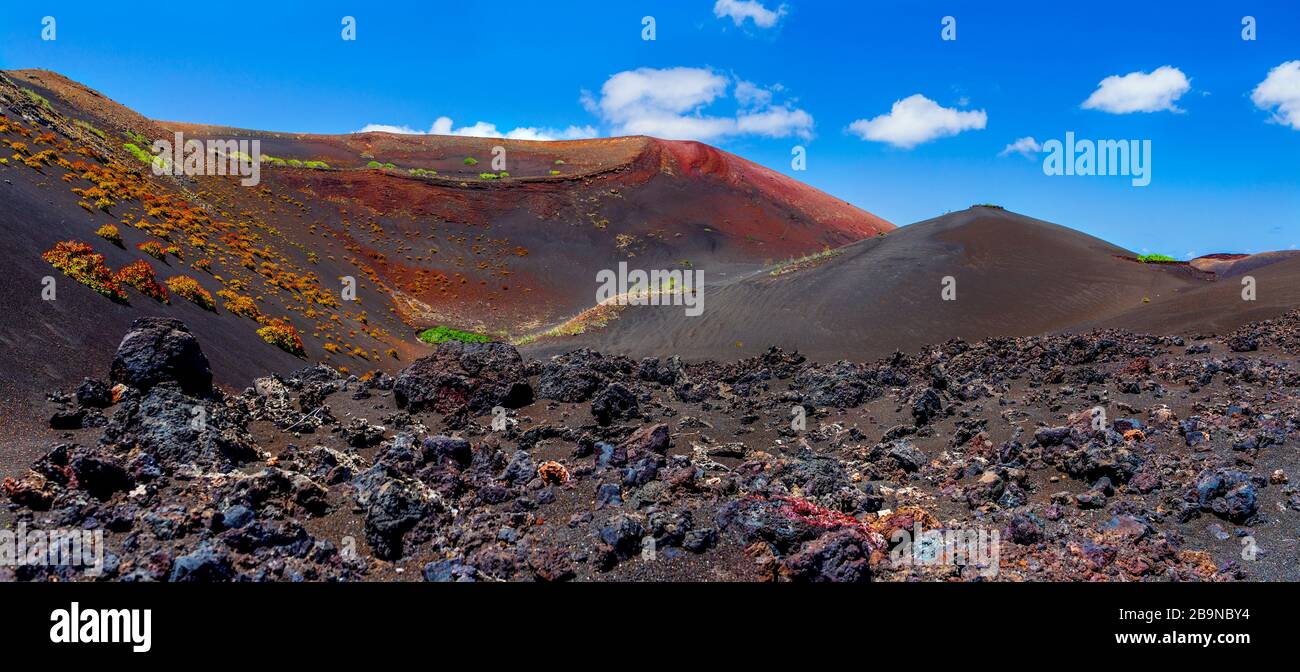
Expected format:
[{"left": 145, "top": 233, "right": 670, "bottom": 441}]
[
  {"left": 683, "top": 528, "right": 718, "bottom": 553},
  {"left": 169, "top": 544, "right": 234, "bottom": 582},
  {"left": 364, "top": 479, "right": 430, "bottom": 560},
  {"left": 911, "top": 388, "right": 943, "bottom": 426},
  {"left": 1004, "top": 513, "right": 1042, "bottom": 544},
  {"left": 619, "top": 423, "right": 670, "bottom": 459},
  {"left": 595, "top": 482, "right": 623, "bottom": 506},
  {"left": 1193, "top": 470, "right": 1258, "bottom": 523},
  {"left": 598, "top": 514, "right": 645, "bottom": 559},
  {"left": 887, "top": 441, "right": 926, "bottom": 472},
  {"left": 393, "top": 341, "right": 533, "bottom": 414},
  {"left": 69, "top": 450, "right": 132, "bottom": 500},
  {"left": 779, "top": 529, "right": 872, "bottom": 582},
  {"left": 591, "top": 383, "right": 639, "bottom": 426},
  {"left": 49, "top": 408, "right": 87, "bottom": 430},
  {"left": 422, "top": 559, "right": 477, "bottom": 582},
  {"left": 110, "top": 318, "right": 213, "bottom": 396},
  {"left": 75, "top": 378, "right": 113, "bottom": 408},
  {"left": 538, "top": 349, "right": 634, "bottom": 402},
  {"left": 422, "top": 435, "right": 473, "bottom": 468}
]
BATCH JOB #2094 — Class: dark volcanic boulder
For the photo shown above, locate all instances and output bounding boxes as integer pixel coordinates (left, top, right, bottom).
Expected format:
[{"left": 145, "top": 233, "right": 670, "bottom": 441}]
[
  {"left": 75, "top": 378, "right": 113, "bottom": 408},
  {"left": 779, "top": 529, "right": 873, "bottom": 582},
  {"left": 422, "top": 435, "right": 473, "bottom": 468},
  {"left": 1192, "top": 469, "right": 1259, "bottom": 523},
  {"left": 911, "top": 387, "right": 943, "bottom": 426},
  {"left": 110, "top": 318, "right": 213, "bottom": 397},
  {"left": 169, "top": 544, "right": 235, "bottom": 582},
  {"left": 364, "top": 479, "right": 430, "bottom": 560},
  {"left": 538, "top": 349, "right": 635, "bottom": 403},
  {"left": 794, "top": 361, "right": 884, "bottom": 409},
  {"left": 69, "top": 448, "right": 132, "bottom": 500},
  {"left": 393, "top": 341, "right": 533, "bottom": 414},
  {"left": 100, "top": 385, "right": 259, "bottom": 473},
  {"left": 619, "top": 423, "right": 670, "bottom": 459},
  {"left": 591, "top": 383, "right": 639, "bottom": 426}
]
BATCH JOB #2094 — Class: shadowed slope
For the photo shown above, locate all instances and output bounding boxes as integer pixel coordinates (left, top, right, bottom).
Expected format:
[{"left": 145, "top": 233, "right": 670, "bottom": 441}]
[{"left": 526, "top": 207, "right": 1216, "bottom": 361}]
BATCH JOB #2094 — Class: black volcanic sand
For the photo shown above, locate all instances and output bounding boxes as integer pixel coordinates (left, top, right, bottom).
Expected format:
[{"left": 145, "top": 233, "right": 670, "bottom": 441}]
[
  {"left": 1091, "top": 256, "right": 1300, "bottom": 336},
  {"left": 527, "top": 207, "right": 1300, "bottom": 363},
  {"left": 4, "top": 312, "right": 1298, "bottom": 582}
]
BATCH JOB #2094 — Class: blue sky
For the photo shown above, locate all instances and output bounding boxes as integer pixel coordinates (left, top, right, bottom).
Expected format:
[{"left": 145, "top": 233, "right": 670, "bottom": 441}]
[{"left": 3, "top": 0, "right": 1298, "bottom": 256}]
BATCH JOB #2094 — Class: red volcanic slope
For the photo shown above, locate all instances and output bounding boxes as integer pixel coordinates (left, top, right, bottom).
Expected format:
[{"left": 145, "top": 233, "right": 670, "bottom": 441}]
[
  {"left": 651, "top": 140, "right": 892, "bottom": 241},
  {"left": 169, "top": 126, "right": 896, "bottom": 332},
  {"left": 2, "top": 68, "right": 894, "bottom": 351}
]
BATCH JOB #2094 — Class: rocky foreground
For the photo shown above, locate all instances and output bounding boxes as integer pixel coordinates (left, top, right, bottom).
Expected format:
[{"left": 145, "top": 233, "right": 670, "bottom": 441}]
[{"left": 4, "top": 314, "right": 1299, "bottom": 582}]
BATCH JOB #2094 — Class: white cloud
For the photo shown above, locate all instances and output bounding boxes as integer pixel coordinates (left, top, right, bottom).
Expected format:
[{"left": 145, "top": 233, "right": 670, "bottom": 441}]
[
  {"left": 736, "top": 106, "right": 814, "bottom": 138},
  {"left": 713, "top": 0, "right": 787, "bottom": 28},
  {"left": 734, "top": 79, "right": 773, "bottom": 109},
  {"left": 356, "top": 117, "right": 595, "bottom": 141},
  {"left": 999, "top": 136, "right": 1042, "bottom": 158},
  {"left": 848, "top": 94, "right": 987, "bottom": 148},
  {"left": 584, "top": 67, "right": 813, "bottom": 142},
  {"left": 1251, "top": 60, "right": 1300, "bottom": 130},
  {"left": 588, "top": 67, "right": 730, "bottom": 120},
  {"left": 1082, "top": 66, "right": 1191, "bottom": 113}
]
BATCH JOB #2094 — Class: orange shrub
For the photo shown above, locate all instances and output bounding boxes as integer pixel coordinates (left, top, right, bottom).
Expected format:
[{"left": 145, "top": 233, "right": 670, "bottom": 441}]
[
  {"left": 257, "top": 321, "right": 305, "bottom": 357},
  {"left": 138, "top": 240, "right": 168, "bottom": 261},
  {"left": 115, "top": 260, "right": 169, "bottom": 303},
  {"left": 95, "top": 224, "right": 122, "bottom": 246},
  {"left": 42, "top": 241, "right": 126, "bottom": 302},
  {"left": 217, "top": 289, "right": 260, "bottom": 321},
  {"left": 165, "top": 275, "right": 215, "bottom": 311}
]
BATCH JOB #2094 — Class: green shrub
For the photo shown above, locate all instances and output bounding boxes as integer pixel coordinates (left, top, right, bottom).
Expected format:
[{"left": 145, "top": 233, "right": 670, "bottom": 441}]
[
  {"left": 75, "top": 120, "right": 107, "bottom": 140},
  {"left": 22, "top": 88, "right": 52, "bottom": 110},
  {"left": 479, "top": 172, "right": 499, "bottom": 180},
  {"left": 418, "top": 325, "right": 492, "bottom": 345},
  {"left": 1137, "top": 253, "right": 1177, "bottom": 263},
  {"left": 463, "top": 157, "right": 478, "bottom": 166},
  {"left": 123, "top": 142, "right": 168, "bottom": 171}
]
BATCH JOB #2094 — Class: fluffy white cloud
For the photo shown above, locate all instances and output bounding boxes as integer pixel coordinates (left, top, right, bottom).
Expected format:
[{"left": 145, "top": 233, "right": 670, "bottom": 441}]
[
  {"left": 713, "top": 0, "right": 787, "bottom": 28},
  {"left": 588, "top": 67, "right": 730, "bottom": 121},
  {"left": 1082, "top": 66, "right": 1190, "bottom": 113},
  {"left": 355, "top": 117, "right": 596, "bottom": 141},
  {"left": 734, "top": 79, "right": 773, "bottom": 109},
  {"left": 1251, "top": 60, "right": 1300, "bottom": 130},
  {"left": 584, "top": 67, "right": 813, "bottom": 142},
  {"left": 736, "top": 106, "right": 814, "bottom": 138},
  {"left": 848, "top": 94, "right": 986, "bottom": 148},
  {"left": 999, "top": 136, "right": 1042, "bottom": 158}
]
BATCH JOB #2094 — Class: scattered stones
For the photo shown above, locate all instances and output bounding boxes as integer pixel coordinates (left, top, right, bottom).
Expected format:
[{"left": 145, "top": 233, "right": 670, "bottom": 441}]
[{"left": 7, "top": 313, "right": 1300, "bottom": 582}]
